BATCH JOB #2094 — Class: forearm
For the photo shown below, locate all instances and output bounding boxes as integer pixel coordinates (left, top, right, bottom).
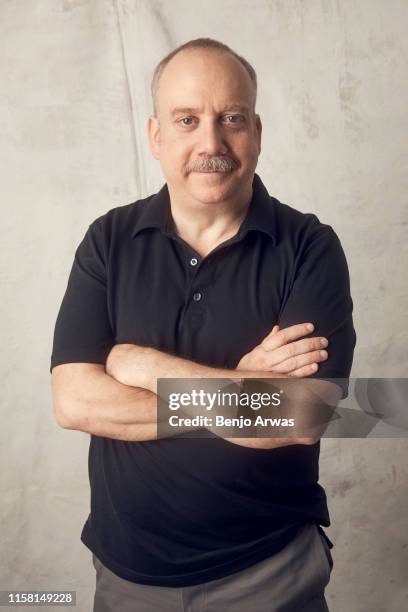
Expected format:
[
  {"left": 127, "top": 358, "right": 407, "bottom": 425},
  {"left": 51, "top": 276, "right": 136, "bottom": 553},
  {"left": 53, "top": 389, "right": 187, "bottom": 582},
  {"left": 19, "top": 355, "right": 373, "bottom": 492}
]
[
  {"left": 108, "top": 345, "right": 287, "bottom": 391},
  {"left": 149, "top": 351, "right": 311, "bottom": 448},
  {"left": 52, "top": 363, "right": 163, "bottom": 442},
  {"left": 107, "top": 346, "right": 320, "bottom": 448}
]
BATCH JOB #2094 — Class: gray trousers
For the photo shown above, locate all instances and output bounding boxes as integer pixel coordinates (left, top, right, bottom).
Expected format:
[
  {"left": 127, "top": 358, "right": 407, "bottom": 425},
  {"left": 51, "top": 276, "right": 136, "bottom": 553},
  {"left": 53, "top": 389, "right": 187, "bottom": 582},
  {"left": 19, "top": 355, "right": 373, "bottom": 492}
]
[{"left": 92, "top": 522, "right": 333, "bottom": 611}]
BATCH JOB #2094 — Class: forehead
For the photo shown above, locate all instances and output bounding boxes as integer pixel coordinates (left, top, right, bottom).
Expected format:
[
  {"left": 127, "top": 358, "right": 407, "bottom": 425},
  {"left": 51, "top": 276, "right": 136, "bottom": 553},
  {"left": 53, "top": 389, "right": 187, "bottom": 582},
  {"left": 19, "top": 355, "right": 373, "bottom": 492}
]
[{"left": 157, "top": 49, "right": 254, "bottom": 114}]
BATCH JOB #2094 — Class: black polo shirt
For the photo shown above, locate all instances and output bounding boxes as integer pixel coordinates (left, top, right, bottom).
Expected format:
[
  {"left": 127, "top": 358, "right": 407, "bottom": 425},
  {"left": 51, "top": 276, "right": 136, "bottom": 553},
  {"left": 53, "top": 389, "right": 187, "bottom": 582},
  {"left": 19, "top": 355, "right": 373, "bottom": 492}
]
[{"left": 51, "top": 173, "right": 356, "bottom": 587}]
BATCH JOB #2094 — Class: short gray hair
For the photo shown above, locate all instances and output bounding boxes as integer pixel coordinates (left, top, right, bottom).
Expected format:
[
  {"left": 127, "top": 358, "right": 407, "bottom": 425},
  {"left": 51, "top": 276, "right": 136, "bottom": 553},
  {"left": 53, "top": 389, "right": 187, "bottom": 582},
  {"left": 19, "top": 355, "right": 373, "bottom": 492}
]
[{"left": 151, "top": 37, "right": 257, "bottom": 116}]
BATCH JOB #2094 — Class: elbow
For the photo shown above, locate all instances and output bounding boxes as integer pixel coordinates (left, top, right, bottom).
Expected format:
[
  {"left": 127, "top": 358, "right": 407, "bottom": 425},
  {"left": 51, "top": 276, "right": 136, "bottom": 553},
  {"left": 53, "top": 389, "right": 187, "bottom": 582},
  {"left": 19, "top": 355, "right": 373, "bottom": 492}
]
[
  {"left": 52, "top": 397, "right": 80, "bottom": 430},
  {"left": 50, "top": 364, "right": 106, "bottom": 433},
  {"left": 53, "top": 406, "right": 75, "bottom": 430},
  {"left": 51, "top": 369, "right": 83, "bottom": 430}
]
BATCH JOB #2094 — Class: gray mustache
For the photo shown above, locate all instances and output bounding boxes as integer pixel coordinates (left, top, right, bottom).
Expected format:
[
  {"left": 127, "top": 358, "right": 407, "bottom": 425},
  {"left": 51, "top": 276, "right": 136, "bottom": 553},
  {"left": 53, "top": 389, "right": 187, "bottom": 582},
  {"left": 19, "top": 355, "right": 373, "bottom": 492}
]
[{"left": 187, "top": 156, "right": 240, "bottom": 172}]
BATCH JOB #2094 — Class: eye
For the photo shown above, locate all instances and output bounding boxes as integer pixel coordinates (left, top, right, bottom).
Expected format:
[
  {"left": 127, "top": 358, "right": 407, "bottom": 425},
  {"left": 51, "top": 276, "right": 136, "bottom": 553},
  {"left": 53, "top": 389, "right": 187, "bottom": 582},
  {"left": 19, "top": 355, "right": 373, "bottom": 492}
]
[
  {"left": 177, "top": 117, "right": 195, "bottom": 126},
  {"left": 223, "top": 115, "right": 245, "bottom": 124}
]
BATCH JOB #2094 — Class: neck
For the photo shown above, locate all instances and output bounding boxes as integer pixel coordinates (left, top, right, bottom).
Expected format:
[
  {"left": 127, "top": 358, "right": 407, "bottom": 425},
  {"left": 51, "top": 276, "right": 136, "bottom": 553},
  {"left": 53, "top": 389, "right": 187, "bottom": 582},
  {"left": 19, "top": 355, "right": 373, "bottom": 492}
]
[{"left": 167, "top": 181, "right": 253, "bottom": 251}]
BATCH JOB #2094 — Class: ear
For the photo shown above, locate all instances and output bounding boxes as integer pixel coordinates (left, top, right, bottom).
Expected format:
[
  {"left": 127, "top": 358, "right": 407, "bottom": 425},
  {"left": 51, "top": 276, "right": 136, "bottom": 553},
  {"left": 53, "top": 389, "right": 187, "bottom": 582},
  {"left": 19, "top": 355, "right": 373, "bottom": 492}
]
[
  {"left": 147, "top": 115, "right": 161, "bottom": 160},
  {"left": 255, "top": 114, "right": 262, "bottom": 155}
]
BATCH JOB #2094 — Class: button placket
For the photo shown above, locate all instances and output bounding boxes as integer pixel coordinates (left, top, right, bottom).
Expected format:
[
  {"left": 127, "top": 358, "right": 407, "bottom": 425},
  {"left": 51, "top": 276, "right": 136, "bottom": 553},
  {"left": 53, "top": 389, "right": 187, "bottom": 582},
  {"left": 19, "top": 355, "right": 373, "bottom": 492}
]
[
  {"left": 188, "top": 256, "right": 204, "bottom": 305},
  {"left": 179, "top": 247, "right": 216, "bottom": 330}
]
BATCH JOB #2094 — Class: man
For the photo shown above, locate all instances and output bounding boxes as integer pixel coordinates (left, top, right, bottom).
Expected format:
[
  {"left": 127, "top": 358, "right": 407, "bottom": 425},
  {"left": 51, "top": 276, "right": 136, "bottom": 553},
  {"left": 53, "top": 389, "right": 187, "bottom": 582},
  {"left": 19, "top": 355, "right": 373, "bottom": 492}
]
[{"left": 51, "top": 38, "right": 355, "bottom": 611}]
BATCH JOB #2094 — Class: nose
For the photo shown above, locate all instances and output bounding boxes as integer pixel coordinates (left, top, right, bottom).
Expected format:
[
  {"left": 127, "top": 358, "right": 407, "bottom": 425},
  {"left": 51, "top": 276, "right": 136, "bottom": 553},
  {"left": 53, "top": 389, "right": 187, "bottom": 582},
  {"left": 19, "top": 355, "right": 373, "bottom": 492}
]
[{"left": 197, "top": 118, "right": 228, "bottom": 156}]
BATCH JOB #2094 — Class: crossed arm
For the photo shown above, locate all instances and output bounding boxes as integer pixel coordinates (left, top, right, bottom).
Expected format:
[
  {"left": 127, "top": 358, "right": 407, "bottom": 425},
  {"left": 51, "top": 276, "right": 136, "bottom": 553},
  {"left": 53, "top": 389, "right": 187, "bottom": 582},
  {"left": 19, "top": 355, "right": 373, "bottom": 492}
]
[{"left": 52, "top": 323, "right": 340, "bottom": 448}]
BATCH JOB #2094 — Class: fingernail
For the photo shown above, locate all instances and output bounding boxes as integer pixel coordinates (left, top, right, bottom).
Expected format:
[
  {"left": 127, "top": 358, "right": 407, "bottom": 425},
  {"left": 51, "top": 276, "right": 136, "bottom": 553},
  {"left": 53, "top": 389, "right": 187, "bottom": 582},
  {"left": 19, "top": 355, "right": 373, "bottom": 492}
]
[
  {"left": 320, "top": 350, "right": 328, "bottom": 358},
  {"left": 307, "top": 323, "right": 314, "bottom": 331},
  {"left": 320, "top": 338, "right": 328, "bottom": 347}
]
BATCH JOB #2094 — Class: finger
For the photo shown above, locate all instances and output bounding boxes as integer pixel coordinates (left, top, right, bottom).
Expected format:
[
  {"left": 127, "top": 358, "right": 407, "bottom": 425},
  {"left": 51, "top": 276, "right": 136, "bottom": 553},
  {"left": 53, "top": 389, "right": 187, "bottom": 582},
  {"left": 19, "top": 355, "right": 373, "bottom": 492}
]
[
  {"left": 262, "top": 323, "right": 315, "bottom": 350},
  {"left": 285, "top": 340, "right": 328, "bottom": 364},
  {"left": 261, "top": 332, "right": 328, "bottom": 364},
  {"left": 268, "top": 349, "right": 327, "bottom": 373},
  {"left": 288, "top": 363, "right": 319, "bottom": 377},
  {"left": 262, "top": 338, "right": 327, "bottom": 370}
]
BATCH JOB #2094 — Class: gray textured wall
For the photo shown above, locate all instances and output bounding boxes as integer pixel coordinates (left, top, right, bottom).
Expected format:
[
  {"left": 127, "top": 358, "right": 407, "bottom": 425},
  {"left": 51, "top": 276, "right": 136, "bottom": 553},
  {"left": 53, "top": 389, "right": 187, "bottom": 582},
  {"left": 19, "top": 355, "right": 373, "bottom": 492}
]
[{"left": 1, "top": 1, "right": 407, "bottom": 610}]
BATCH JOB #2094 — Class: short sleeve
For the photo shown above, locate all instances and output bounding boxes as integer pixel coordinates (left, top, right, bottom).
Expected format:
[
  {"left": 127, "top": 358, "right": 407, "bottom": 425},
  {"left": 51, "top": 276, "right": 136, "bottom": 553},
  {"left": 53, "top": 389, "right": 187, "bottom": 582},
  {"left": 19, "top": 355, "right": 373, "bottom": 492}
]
[
  {"left": 50, "top": 219, "right": 115, "bottom": 372},
  {"left": 277, "top": 226, "right": 356, "bottom": 399}
]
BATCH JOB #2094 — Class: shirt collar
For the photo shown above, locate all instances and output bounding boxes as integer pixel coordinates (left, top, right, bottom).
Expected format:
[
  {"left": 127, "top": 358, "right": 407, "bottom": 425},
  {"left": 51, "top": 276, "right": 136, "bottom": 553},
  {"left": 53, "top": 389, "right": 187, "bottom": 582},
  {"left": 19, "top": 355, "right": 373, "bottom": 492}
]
[{"left": 131, "top": 172, "right": 277, "bottom": 245}]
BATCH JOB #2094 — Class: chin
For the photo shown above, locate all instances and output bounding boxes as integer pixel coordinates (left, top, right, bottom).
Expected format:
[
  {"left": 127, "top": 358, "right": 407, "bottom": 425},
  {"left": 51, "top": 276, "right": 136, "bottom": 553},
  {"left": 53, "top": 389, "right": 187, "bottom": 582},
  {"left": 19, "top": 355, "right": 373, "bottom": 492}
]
[
  {"left": 188, "top": 171, "right": 240, "bottom": 202},
  {"left": 192, "top": 183, "right": 236, "bottom": 204}
]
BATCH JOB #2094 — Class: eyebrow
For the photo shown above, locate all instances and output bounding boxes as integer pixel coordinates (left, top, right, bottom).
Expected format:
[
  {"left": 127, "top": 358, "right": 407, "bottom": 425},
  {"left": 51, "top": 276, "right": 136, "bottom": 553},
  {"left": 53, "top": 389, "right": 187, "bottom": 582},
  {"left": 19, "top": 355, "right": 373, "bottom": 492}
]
[{"left": 171, "top": 105, "right": 250, "bottom": 117}]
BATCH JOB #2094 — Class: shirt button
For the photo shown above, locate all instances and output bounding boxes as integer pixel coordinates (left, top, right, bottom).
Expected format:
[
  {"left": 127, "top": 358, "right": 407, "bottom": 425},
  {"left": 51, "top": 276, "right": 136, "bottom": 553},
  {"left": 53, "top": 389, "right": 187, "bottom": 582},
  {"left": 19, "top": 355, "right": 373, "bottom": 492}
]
[
  {"left": 193, "top": 292, "right": 202, "bottom": 302},
  {"left": 190, "top": 258, "right": 198, "bottom": 266}
]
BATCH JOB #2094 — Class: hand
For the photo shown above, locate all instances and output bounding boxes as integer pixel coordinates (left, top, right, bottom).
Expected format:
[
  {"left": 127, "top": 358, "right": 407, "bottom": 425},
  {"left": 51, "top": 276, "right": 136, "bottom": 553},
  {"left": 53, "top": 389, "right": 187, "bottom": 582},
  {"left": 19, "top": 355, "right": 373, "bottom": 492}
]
[{"left": 236, "top": 323, "right": 328, "bottom": 377}]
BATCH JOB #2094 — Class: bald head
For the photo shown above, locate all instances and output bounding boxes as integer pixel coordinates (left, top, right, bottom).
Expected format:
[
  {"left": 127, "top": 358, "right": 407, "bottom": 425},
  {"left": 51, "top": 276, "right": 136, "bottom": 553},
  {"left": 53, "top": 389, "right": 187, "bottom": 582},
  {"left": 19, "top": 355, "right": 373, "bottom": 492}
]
[
  {"left": 151, "top": 38, "right": 257, "bottom": 117},
  {"left": 153, "top": 48, "right": 256, "bottom": 123}
]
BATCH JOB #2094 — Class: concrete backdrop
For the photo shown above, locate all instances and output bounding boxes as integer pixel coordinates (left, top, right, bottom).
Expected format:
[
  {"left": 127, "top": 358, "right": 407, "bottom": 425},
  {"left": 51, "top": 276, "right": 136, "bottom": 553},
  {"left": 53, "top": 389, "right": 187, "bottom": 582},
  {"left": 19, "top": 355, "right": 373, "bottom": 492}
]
[{"left": 1, "top": 0, "right": 407, "bottom": 610}]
